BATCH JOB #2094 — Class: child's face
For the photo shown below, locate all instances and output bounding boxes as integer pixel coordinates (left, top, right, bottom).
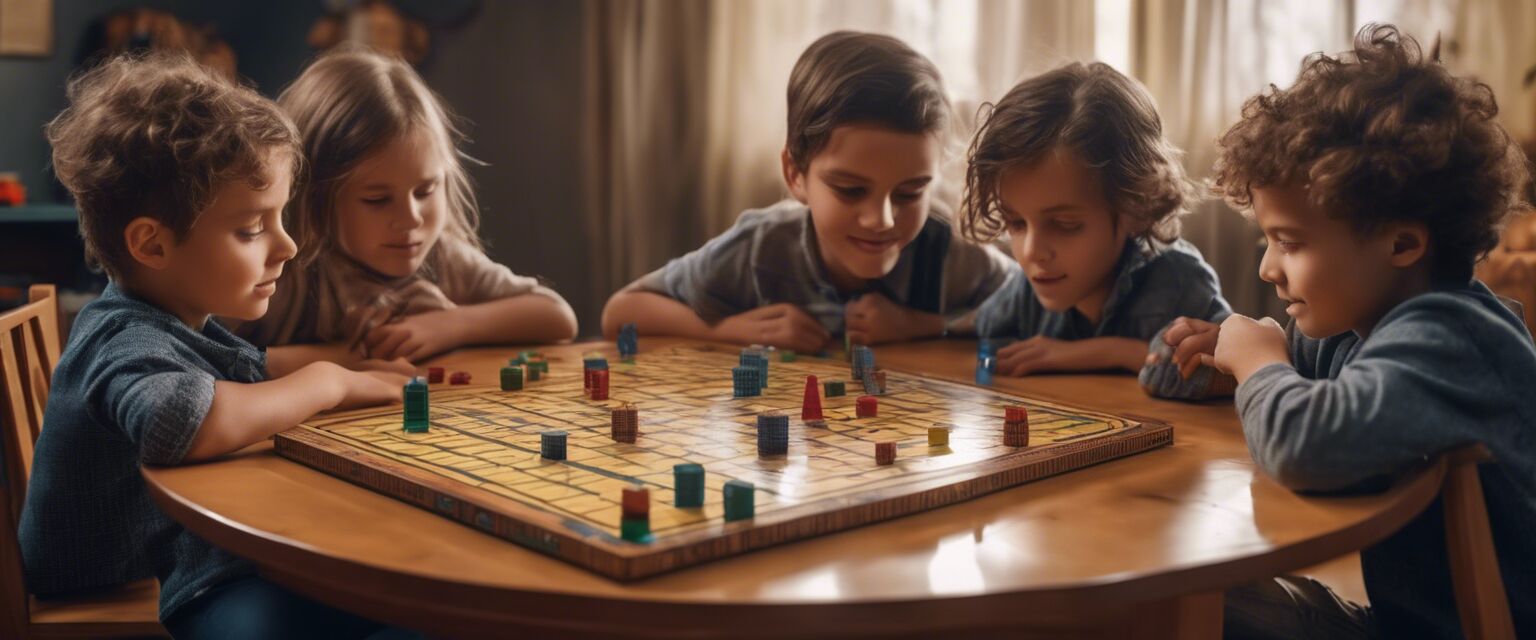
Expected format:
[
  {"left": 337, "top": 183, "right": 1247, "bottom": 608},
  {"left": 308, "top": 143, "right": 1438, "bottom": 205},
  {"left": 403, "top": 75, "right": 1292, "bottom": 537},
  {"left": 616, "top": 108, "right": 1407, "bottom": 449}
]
[
  {"left": 1252, "top": 185, "right": 1406, "bottom": 338},
  {"left": 998, "top": 150, "right": 1129, "bottom": 319},
  {"left": 784, "top": 124, "right": 940, "bottom": 292},
  {"left": 335, "top": 129, "right": 448, "bottom": 278},
  {"left": 159, "top": 150, "right": 297, "bottom": 322}
]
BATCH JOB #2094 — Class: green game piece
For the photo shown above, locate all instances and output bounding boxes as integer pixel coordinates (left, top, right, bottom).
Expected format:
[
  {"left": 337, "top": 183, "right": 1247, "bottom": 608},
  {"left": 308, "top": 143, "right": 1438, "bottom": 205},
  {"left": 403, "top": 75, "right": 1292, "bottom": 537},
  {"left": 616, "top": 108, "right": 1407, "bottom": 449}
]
[
  {"left": 723, "top": 479, "right": 755, "bottom": 521},
  {"left": 527, "top": 366, "right": 541, "bottom": 382},
  {"left": 824, "top": 380, "right": 845, "bottom": 397},
  {"left": 620, "top": 517, "right": 653, "bottom": 543},
  {"left": 509, "top": 356, "right": 525, "bottom": 366},
  {"left": 520, "top": 350, "right": 542, "bottom": 362},
  {"left": 534, "top": 360, "right": 550, "bottom": 374},
  {"left": 673, "top": 463, "right": 704, "bottom": 508},
  {"left": 780, "top": 350, "right": 797, "bottom": 362},
  {"left": 500, "top": 366, "right": 523, "bottom": 391},
  {"left": 402, "top": 378, "right": 429, "bottom": 432}
]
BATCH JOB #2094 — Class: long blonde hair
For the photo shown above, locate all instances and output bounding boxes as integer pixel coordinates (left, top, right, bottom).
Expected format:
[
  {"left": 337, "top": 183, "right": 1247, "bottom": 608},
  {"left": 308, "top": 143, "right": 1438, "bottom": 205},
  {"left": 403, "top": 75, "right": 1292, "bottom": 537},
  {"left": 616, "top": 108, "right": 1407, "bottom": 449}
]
[{"left": 278, "top": 46, "right": 481, "bottom": 275}]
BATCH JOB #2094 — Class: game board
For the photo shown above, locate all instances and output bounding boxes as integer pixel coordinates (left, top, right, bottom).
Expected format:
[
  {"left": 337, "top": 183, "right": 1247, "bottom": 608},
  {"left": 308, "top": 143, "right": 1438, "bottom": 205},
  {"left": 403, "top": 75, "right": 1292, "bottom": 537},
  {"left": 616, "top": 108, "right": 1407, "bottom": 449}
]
[{"left": 274, "top": 344, "right": 1172, "bottom": 580}]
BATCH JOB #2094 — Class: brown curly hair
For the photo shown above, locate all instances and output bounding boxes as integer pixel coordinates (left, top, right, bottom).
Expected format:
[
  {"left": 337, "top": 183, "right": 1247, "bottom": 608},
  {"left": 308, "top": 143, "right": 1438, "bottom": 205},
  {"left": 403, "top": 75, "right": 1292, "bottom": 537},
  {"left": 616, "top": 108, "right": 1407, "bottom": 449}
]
[
  {"left": 1213, "top": 24, "right": 1531, "bottom": 281},
  {"left": 46, "top": 52, "right": 301, "bottom": 280},
  {"left": 961, "top": 62, "right": 1195, "bottom": 242}
]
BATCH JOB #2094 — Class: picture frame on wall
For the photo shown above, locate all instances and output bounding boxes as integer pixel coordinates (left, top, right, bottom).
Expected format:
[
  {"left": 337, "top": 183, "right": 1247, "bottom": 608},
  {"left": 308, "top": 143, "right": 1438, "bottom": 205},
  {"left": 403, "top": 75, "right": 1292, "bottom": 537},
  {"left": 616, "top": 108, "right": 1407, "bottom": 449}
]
[{"left": 0, "top": 0, "right": 52, "bottom": 57}]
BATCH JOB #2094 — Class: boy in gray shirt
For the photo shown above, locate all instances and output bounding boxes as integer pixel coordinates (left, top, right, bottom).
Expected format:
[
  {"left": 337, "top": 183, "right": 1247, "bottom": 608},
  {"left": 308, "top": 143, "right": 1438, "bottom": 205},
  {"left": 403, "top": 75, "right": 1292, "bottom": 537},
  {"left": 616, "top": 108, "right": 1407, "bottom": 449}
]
[
  {"left": 1176, "top": 26, "right": 1535, "bottom": 638},
  {"left": 603, "top": 32, "right": 1015, "bottom": 352},
  {"left": 23, "top": 54, "right": 407, "bottom": 639}
]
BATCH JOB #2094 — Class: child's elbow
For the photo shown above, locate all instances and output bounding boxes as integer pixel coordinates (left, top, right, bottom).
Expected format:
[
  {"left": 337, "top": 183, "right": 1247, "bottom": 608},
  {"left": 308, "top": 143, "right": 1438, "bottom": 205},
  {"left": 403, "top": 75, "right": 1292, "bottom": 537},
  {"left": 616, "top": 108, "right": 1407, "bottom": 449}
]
[{"left": 600, "top": 293, "right": 635, "bottom": 340}]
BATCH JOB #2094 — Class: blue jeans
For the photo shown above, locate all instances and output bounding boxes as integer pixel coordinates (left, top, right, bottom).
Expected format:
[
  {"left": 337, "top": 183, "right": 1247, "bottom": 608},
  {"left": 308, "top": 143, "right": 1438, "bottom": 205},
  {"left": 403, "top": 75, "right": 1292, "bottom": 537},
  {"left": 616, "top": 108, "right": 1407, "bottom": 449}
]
[{"left": 165, "top": 574, "right": 416, "bottom": 640}]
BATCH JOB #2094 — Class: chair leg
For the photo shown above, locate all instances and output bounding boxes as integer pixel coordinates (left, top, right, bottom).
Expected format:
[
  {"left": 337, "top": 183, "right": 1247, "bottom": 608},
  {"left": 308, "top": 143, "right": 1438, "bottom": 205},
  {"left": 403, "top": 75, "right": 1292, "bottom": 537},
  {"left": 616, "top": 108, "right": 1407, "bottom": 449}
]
[{"left": 1442, "top": 448, "right": 1515, "bottom": 640}]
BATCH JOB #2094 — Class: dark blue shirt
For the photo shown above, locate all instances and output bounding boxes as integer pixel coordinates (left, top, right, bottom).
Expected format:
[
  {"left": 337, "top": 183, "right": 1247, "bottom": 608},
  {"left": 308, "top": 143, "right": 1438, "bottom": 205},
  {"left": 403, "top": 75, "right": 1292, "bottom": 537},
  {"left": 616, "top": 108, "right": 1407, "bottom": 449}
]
[
  {"left": 19, "top": 284, "right": 262, "bottom": 619},
  {"left": 1236, "top": 280, "right": 1536, "bottom": 638}
]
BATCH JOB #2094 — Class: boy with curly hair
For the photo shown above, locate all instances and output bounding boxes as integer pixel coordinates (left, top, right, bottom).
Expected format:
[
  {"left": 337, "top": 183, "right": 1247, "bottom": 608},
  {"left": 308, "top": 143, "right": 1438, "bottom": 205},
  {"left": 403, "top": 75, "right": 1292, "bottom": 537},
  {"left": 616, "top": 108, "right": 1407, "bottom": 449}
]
[
  {"left": 1175, "top": 25, "right": 1534, "bottom": 638},
  {"left": 21, "top": 53, "right": 411, "bottom": 638}
]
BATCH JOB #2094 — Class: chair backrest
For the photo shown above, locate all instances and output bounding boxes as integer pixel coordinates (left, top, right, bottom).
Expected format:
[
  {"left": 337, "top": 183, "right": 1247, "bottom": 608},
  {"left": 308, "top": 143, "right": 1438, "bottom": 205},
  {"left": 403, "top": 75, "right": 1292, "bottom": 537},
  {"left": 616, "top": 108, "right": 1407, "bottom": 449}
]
[
  {"left": 1441, "top": 444, "right": 1516, "bottom": 640},
  {"left": 0, "top": 285, "right": 62, "bottom": 636}
]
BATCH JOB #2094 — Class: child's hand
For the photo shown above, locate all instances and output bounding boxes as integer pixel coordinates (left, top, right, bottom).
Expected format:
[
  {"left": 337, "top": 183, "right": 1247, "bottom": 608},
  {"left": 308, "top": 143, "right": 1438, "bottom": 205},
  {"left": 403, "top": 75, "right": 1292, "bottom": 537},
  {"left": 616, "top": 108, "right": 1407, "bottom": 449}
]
[
  {"left": 712, "top": 304, "right": 831, "bottom": 353},
  {"left": 844, "top": 293, "right": 943, "bottom": 345},
  {"left": 1207, "top": 314, "right": 1290, "bottom": 382},
  {"left": 365, "top": 312, "right": 460, "bottom": 362},
  {"left": 334, "top": 368, "right": 409, "bottom": 411},
  {"left": 1152, "top": 317, "right": 1222, "bottom": 380},
  {"left": 996, "top": 336, "right": 1082, "bottom": 376}
]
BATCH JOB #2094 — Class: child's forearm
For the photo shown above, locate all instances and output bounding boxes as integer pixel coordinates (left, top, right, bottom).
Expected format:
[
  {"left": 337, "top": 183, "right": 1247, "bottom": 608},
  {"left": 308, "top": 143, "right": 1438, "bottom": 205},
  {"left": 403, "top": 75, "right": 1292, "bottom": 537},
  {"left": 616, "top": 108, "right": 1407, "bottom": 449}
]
[
  {"left": 447, "top": 290, "right": 579, "bottom": 346},
  {"left": 601, "top": 290, "right": 717, "bottom": 341},
  {"left": 183, "top": 363, "right": 345, "bottom": 462},
  {"left": 1076, "top": 337, "right": 1149, "bottom": 372}
]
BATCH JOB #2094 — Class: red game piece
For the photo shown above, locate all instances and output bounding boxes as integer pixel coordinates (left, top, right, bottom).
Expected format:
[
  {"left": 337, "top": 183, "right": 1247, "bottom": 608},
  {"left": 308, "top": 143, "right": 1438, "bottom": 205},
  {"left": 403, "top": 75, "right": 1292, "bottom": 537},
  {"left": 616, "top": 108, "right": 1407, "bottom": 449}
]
[
  {"left": 591, "top": 369, "right": 610, "bottom": 400},
  {"left": 621, "top": 486, "right": 650, "bottom": 518},
  {"left": 611, "top": 403, "right": 639, "bottom": 443},
  {"left": 875, "top": 441, "right": 896, "bottom": 465},
  {"left": 801, "top": 375, "right": 823, "bottom": 421},
  {"left": 449, "top": 371, "right": 471, "bottom": 385},
  {"left": 1005, "top": 404, "right": 1029, "bottom": 423},
  {"left": 856, "top": 395, "right": 878, "bottom": 418},
  {"left": 427, "top": 367, "right": 445, "bottom": 384}
]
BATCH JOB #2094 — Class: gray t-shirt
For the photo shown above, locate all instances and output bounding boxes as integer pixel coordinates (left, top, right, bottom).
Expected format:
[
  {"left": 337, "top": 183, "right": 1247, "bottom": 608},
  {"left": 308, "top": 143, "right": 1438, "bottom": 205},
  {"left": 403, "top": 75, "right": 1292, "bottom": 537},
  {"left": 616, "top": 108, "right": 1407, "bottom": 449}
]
[
  {"left": 1236, "top": 280, "right": 1536, "bottom": 638},
  {"left": 974, "top": 236, "right": 1230, "bottom": 341},
  {"left": 19, "top": 284, "right": 261, "bottom": 619},
  {"left": 632, "top": 200, "right": 1017, "bottom": 334}
]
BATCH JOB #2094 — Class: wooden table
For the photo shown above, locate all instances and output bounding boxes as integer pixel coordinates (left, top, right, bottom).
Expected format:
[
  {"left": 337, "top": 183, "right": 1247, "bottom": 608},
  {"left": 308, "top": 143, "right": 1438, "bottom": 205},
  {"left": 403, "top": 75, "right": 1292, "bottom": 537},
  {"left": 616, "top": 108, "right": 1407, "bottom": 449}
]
[{"left": 143, "top": 339, "right": 1442, "bottom": 639}]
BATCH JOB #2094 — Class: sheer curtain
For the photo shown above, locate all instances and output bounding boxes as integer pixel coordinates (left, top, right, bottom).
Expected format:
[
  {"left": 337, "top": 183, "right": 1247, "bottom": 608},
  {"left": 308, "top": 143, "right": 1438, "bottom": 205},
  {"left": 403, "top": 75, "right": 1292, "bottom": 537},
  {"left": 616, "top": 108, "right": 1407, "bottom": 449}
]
[{"left": 581, "top": 0, "right": 1531, "bottom": 320}]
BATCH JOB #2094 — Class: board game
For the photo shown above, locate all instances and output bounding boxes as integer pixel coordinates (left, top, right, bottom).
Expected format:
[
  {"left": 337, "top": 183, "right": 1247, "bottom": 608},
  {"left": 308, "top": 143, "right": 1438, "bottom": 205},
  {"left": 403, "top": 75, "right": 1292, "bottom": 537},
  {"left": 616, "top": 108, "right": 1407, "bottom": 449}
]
[{"left": 273, "top": 343, "right": 1172, "bottom": 580}]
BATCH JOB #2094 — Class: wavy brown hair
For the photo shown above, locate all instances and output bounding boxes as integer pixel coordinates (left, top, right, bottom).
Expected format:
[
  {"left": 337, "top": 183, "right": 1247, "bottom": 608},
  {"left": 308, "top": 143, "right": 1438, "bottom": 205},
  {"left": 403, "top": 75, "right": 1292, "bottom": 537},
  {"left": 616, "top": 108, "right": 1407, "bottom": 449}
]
[
  {"left": 1213, "top": 24, "right": 1531, "bottom": 280},
  {"left": 46, "top": 52, "right": 300, "bottom": 280},
  {"left": 961, "top": 62, "right": 1194, "bottom": 242}
]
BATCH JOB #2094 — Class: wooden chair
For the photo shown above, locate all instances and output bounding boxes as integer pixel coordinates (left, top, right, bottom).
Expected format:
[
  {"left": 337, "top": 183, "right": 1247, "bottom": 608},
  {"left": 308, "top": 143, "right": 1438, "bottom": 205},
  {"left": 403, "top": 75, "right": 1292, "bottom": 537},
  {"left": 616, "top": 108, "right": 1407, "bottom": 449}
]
[
  {"left": 1442, "top": 444, "right": 1516, "bottom": 640},
  {"left": 0, "top": 285, "right": 166, "bottom": 638}
]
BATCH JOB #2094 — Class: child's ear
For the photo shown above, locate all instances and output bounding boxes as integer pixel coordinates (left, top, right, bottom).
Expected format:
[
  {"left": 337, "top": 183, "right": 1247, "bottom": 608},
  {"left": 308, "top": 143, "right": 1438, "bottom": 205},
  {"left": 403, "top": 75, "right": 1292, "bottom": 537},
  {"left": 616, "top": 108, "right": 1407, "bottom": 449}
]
[
  {"left": 124, "top": 216, "right": 175, "bottom": 271},
  {"left": 1386, "top": 222, "right": 1429, "bottom": 268},
  {"left": 781, "top": 148, "right": 809, "bottom": 204}
]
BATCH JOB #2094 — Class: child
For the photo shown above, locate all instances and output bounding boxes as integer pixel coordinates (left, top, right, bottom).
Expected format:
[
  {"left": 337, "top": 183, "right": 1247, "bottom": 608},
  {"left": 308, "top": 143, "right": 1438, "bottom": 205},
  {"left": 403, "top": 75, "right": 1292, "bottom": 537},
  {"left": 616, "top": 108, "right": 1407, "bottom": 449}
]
[
  {"left": 1180, "top": 26, "right": 1534, "bottom": 638},
  {"left": 601, "top": 31, "right": 1015, "bottom": 352},
  {"left": 237, "top": 48, "right": 578, "bottom": 370},
  {"left": 20, "top": 54, "right": 411, "bottom": 638},
  {"left": 962, "top": 62, "right": 1230, "bottom": 381}
]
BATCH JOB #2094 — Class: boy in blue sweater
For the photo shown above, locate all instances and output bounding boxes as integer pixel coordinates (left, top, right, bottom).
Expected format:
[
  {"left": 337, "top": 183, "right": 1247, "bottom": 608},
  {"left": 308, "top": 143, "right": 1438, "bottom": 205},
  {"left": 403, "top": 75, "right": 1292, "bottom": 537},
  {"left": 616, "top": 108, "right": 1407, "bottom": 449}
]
[
  {"left": 1168, "top": 26, "right": 1534, "bottom": 639},
  {"left": 20, "top": 54, "right": 409, "bottom": 638}
]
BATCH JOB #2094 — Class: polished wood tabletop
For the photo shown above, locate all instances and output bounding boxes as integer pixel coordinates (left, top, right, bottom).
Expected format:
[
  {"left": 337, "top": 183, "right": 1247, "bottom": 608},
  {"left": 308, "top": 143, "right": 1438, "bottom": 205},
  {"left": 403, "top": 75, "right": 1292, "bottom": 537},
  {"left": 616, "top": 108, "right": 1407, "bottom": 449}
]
[{"left": 143, "top": 339, "right": 1441, "bottom": 639}]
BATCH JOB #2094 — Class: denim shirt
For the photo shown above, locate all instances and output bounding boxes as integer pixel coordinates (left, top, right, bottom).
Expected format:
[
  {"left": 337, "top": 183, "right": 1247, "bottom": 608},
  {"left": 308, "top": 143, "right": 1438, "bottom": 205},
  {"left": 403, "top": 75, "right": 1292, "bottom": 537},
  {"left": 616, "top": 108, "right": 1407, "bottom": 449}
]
[{"left": 19, "top": 284, "right": 263, "bottom": 619}]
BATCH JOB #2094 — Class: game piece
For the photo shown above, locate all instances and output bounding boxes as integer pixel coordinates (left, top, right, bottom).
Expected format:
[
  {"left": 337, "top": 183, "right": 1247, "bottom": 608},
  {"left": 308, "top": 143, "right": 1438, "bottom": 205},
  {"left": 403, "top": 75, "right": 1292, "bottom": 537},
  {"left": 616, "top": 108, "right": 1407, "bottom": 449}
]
[
  {"left": 673, "top": 463, "right": 704, "bottom": 508},
  {"left": 824, "top": 380, "right": 845, "bottom": 397},
  {"left": 741, "top": 348, "right": 768, "bottom": 390},
  {"left": 780, "top": 350, "right": 797, "bottom": 362},
  {"left": 975, "top": 357, "right": 994, "bottom": 385},
  {"left": 541, "top": 430, "right": 567, "bottom": 460},
  {"left": 850, "top": 344, "right": 875, "bottom": 379},
  {"left": 583, "top": 355, "right": 609, "bottom": 394},
  {"left": 520, "top": 350, "right": 542, "bottom": 361},
  {"left": 532, "top": 359, "right": 550, "bottom": 374},
  {"left": 856, "top": 395, "right": 878, "bottom": 418},
  {"left": 426, "top": 367, "right": 444, "bottom": 384},
  {"left": 449, "top": 371, "right": 471, "bottom": 385},
  {"left": 928, "top": 426, "right": 949, "bottom": 447},
  {"left": 1004, "top": 405, "right": 1030, "bottom": 447},
  {"left": 723, "top": 479, "right": 755, "bottom": 521},
  {"left": 402, "top": 377, "right": 429, "bottom": 432},
  {"left": 756, "top": 411, "right": 789, "bottom": 457},
  {"left": 618, "top": 322, "right": 639, "bottom": 357},
  {"left": 527, "top": 366, "right": 541, "bottom": 382},
  {"left": 843, "top": 334, "right": 852, "bottom": 361},
  {"left": 500, "top": 366, "right": 523, "bottom": 391},
  {"left": 875, "top": 441, "right": 896, "bottom": 465},
  {"left": 801, "top": 375, "right": 823, "bottom": 422},
  {"left": 590, "top": 369, "right": 610, "bottom": 400},
  {"left": 874, "top": 369, "right": 887, "bottom": 394},
  {"left": 611, "top": 403, "right": 639, "bottom": 443},
  {"left": 509, "top": 355, "right": 525, "bottom": 366},
  {"left": 731, "top": 365, "right": 761, "bottom": 397},
  {"left": 620, "top": 485, "right": 653, "bottom": 543}
]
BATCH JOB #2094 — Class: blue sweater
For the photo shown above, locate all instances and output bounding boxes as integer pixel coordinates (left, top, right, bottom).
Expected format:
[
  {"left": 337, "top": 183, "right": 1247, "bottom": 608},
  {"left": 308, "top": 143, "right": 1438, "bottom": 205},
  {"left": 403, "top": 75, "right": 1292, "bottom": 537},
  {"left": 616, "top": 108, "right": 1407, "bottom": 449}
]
[
  {"left": 19, "top": 284, "right": 260, "bottom": 619},
  {"left": 1235, "top": 280, "right": 1536, "bottom": 638}
]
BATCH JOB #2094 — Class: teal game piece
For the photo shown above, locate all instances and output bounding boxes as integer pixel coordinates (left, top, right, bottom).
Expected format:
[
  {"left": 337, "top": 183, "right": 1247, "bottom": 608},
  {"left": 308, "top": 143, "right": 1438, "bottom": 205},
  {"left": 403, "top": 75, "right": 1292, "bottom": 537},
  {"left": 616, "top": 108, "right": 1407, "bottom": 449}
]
[
  {"left": 402, "top": 377, "right": 429, "bottom": 433},
  {"left": 723, "top": 479, "right": 754, "bottom": 521},
  {"left": 673, "top": 463, "right": 704, "bottom": 508},
  {"left": 501, "top": 366, "right": 524, "bottom": 391}
]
